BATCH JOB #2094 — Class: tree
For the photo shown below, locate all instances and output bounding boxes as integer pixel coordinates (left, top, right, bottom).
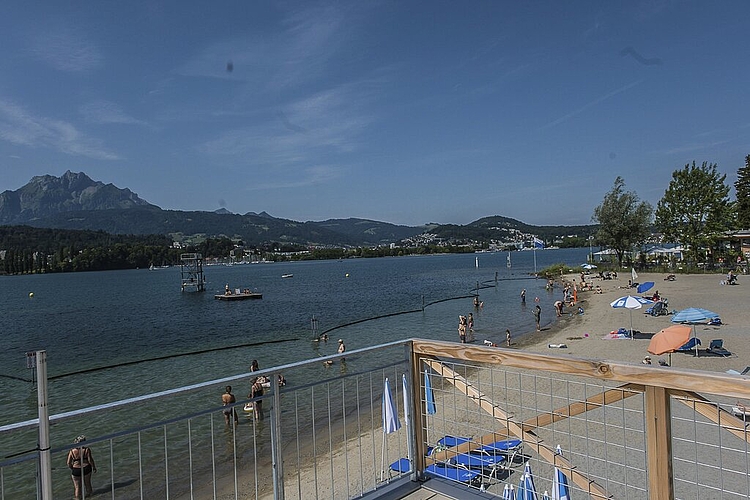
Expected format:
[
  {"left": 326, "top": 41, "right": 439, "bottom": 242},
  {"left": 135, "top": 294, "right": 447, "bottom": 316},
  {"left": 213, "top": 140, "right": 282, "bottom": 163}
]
[
  {"left": 655, "top": 161, "right": 733, "bottom": 263},
  {"left": 592, "top": 177, "right": 653, "bottom": 268},
  {"left": 735, "top": 154, "right": 750, "bottom": 229}
]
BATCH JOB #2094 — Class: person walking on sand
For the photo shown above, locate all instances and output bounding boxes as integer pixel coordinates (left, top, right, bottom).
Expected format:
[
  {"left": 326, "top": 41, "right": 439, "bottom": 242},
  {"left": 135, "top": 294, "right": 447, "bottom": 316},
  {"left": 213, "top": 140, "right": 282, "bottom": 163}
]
[
  {"left": 533, "top": 305, "right": 542, "bottom": 331},
  {"left": 67, "top": 435, "right": 97, "bottom": 500},
  {"left": 506, "top": 329, "right": 512, "bottom": 347},
  {"left": 222, "top": 385, "right": 238, "bottom": 426}
]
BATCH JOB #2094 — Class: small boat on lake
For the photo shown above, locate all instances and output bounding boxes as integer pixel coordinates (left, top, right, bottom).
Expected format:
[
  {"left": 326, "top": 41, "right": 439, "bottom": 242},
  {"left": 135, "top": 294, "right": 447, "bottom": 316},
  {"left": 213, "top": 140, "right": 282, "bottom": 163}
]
[
  {"left": 281, "top": 274, "right": 293, "bottom": 278},
  {"left": 215, "top": 286, "right": 262, "bottom": 300}
]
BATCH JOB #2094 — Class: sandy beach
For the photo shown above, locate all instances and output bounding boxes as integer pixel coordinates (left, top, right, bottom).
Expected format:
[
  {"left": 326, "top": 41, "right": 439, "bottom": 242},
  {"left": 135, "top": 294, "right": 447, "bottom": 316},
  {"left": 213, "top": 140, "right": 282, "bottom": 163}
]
[
  {"left": 519, "top": 271, "right": 746, "bottom": 373},
  {"left": 200, "top": 270, "right": 748, "bottom": 499}
]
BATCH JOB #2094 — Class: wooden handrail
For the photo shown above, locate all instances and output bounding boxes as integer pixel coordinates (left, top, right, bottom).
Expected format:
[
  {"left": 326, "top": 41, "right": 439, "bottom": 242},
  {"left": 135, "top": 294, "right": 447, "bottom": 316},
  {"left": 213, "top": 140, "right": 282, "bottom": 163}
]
[{"left": 410, "top": 339, "right": 750, "bottom": 500}]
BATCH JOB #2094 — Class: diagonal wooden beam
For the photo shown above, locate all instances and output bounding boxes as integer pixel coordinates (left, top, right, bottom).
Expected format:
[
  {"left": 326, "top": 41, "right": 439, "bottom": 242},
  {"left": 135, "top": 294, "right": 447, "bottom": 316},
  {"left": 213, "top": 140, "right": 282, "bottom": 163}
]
[
  {"left": 425, "top": 359, "right": 612, "bottom": 499},
  {"left": 670, "top": 389, "right": 750, "bottom": 443},
  {"left": 521, "top": 383, "right": 644, "bottom": 432}
]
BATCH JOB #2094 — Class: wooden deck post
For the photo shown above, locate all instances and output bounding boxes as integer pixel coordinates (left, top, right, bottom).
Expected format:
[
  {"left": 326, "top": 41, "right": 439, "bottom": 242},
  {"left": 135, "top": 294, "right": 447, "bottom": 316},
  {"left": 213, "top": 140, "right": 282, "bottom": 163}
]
[{"left": 645, "top": 385, "right": 674, "bottom": 500}]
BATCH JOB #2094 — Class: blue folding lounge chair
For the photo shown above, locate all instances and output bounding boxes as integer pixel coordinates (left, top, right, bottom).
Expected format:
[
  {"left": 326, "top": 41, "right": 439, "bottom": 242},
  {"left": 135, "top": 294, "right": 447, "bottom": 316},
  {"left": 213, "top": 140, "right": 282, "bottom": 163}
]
[
  {"left": 437, "top": 435, "right": 471, "bottom": 448},
  {"left": 425, "top": 464, "right": 482, "bottom": 487},
  {"left": 451, "top": 452, "right": 506, "bottom": 478},
  {"left": 472, "top": 439, "right": 524, "bottom": 467},
  {"left": 676, "top": 337, "right": 701, "bottom": 352},
  {"left": 708, "top": 339, "right": 731, "bottom": 357}
]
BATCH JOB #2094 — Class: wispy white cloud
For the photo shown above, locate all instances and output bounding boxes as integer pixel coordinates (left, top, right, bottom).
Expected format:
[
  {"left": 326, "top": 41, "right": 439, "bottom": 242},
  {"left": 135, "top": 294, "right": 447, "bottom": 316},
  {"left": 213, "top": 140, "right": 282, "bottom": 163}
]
[
  {"left": 539, "top": 79, "right": 644, "bottom": 130},
  {"left": 79, "top": 100, "right": 147, "bottom": 126},
  {"left": 199, "top": 82, "right": 373, "bottom": 169},
  {"left": 656, "top": 139, "right": 731, "bottom": 156},
  {"left": 176, "top": 3, "right": 352, "bottom": 91},
  {"left": 29, "top": 26, "right": 102, "bottom": 72},
  {"left": 247, "top": 165, "right": 343, "bottom": 190},
  {"left": 0, "top": 100, "right": 120, "bottom": 160}
]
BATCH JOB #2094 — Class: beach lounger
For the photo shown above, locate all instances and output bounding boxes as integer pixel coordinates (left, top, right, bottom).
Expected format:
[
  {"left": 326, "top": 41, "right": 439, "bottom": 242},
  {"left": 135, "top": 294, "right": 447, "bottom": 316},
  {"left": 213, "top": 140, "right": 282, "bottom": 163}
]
[
  {"left": 676, "top": 337, "right": 701, "bottom": 352},
  {"left": 436, "top": 435, "right": 524, "bottom": 467},
  {"left": 436, "top": 435, "right": 471, "bottom": 449},
  {"left": 473, "top": 439, "right": 524, "bottom": 467},
  {"left": 425, "top": 464, "right": 483, "bottom": 487},
  {"left": 707, "top": 339, "right": 731, "bottom": 357},
  {"left": 450, "top": 452, "right": 506, "bottom": 479}
]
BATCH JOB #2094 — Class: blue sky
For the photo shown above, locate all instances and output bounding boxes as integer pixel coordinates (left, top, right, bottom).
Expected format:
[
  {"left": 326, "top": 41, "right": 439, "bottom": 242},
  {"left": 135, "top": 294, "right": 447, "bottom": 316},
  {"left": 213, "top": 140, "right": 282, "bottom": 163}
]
[{"left": 1, "top": 1, "right": 748, "bottom": 227}]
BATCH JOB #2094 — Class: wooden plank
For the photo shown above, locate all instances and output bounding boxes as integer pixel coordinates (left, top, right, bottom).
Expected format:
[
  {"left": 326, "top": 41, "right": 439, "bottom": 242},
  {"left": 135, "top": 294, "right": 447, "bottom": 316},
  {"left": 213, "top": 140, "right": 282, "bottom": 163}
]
[
  {"left": 412, "top": 340, "right": 750, "bottom": 399},
  {"left": 522, "top": 383, "right": 643, "bottom": 432},
  {"left": 670, "top": 389, "right": 750, "bottom": 443},
  {"left": 645, "top": 386, "right": 674, "bottom": 500},
  {"left": 424, "top": 359, "right": 612, "bottom": 499}
]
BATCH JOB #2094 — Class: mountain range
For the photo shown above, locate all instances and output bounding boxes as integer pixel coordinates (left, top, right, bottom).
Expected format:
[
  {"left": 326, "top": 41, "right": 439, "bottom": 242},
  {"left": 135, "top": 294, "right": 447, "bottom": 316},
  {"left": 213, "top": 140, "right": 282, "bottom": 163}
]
[{"left": 0, "top": 172, "right": 595, "bottom": 246}]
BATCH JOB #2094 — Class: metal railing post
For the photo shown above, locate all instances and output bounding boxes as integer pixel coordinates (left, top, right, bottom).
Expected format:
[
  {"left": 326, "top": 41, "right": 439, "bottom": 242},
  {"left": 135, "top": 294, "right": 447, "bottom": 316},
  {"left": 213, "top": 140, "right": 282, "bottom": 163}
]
[
  {"left": 36, "top": 350, "right": 53, "bottom": 500},
  {"left": 270, "top": 372, "right": 285, "bottom": 500},
  {"left": 403, "top": 343, "right": 416, "bottom": 476}
]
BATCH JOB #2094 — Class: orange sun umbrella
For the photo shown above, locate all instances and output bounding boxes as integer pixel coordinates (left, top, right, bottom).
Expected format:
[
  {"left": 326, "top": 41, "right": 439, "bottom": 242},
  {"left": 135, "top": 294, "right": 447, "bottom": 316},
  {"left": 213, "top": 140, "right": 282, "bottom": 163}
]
[{"left": 648, "top": 324, "right": 693, "bottom": 355}]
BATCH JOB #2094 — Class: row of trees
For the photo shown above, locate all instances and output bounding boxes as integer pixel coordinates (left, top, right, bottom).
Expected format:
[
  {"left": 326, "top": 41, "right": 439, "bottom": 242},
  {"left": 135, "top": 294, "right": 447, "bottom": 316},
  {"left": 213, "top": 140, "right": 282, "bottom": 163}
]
[
  {"left": 593, "top": 156, "right": 750, "bottom": 267},
  {"left": 0, "top": 226, "right": 247, "bottom": 275}
]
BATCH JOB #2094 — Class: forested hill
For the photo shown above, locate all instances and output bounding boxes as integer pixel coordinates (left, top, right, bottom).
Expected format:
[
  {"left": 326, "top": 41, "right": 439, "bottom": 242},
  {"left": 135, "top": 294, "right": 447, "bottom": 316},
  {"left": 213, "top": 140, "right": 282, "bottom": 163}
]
[
  {"left": 2, "top": 172, "right": 596, "bottom": 248},
  {"left": 0, "top": 226, "right": 235, "bottom": 274},
  {"left": 430, "top": 215, "right": 597, "bottom": 243}
]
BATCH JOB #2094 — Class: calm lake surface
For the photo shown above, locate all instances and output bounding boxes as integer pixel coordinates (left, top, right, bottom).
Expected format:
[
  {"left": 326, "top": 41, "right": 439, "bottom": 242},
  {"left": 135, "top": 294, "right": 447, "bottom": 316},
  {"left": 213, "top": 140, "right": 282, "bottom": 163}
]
[{"left": 1, "top": 248, "right": 588, "bottom": 427}]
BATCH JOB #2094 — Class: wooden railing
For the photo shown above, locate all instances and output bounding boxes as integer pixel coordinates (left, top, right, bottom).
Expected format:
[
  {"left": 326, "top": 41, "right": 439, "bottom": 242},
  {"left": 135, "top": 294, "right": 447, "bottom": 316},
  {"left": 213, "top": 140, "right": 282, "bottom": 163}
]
[{"left": 407, "top": 339, "right": 750, "bottom": 500}]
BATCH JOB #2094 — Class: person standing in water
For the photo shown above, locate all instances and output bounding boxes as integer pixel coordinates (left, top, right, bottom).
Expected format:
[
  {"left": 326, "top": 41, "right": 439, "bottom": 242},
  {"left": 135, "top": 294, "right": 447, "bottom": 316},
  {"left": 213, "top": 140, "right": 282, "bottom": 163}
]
[
  {"left": 520, "top": 289, "right": 526, "bottom": 303},
  {"left": 467, "top": 313, "right": 474, "bottom": 341},
  {"left": 506, "top": 329, "right": 512, "bottom": 347},
  {"left": 458, "top": 315, "right": 467, "bottom": 343},
  {"left": 249, "top": 377, "right": 264, "bottom": 420},
  {"left": 337, "top": 338, "right": 346, "bottom": 360},
  {"left": 67, "top": 435, "right": 97, "bottom": 500},
  {"left": 533, "top": 305, "right": 542, "bottom": 331},
  {"left": 222, "top": 386, "right": 238, "bottom": 426}
]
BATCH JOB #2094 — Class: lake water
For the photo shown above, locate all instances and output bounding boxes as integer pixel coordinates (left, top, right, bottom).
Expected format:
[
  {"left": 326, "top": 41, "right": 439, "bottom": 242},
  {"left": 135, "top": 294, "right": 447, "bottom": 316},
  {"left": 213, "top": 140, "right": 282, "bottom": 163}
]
[{"left": 1, "top": 248, "right": 588, "bottom": 428}]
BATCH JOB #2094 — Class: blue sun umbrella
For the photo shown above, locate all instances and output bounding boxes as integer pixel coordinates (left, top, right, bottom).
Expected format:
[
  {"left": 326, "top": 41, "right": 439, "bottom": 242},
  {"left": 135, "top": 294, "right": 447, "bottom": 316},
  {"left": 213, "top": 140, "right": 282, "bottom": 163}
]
[
  {"left": 552, "top": 445, "right": 571, "bottom": 500},
  {"left": 503, "top": 483, "right": 516, "bottom": 500},
  {"left": 610, "top": 295, "right": 653, "bottom": 339},
  {"left": 672, "top": 307, "right": 720, "bottom": 356},
  {"left": 517, "top": 462, "right": 538, "bottom": 500},
  {"left": 636, "top": 281, "right": 654, "bottom": 294},
  {"left": 424, "top": 369, "right": 436, "bottom": 415}
]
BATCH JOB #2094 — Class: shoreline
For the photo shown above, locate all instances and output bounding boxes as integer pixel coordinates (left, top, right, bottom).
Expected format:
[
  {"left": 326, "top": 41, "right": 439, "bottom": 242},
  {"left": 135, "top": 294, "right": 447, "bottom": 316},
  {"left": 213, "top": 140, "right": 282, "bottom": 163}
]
[
  {"left": 185, "top": 270, "right": 748, "bottom": 498},
  {"left": 518, "top": 271, "right": 745, "bottom": 373}
]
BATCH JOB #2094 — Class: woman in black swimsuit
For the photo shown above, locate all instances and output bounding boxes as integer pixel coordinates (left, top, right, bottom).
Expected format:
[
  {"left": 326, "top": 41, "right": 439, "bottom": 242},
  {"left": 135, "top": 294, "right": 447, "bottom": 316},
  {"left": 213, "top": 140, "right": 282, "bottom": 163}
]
[{"left": 67, "top": 435, "right": 96, "bottom": 499}]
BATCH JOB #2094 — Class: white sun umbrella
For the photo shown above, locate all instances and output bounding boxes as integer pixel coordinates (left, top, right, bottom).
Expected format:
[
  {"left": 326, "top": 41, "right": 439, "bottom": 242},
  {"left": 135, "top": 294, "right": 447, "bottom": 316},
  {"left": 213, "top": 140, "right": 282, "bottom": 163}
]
[
  {"left": 380, "top": 377, "right": 401, "bottom": 481},
  {"left": 610, "top": 295, "right": 653, "bottom": 339},
  {"left": 402, "top": 374, "right": 413, "bottom": 463}
]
